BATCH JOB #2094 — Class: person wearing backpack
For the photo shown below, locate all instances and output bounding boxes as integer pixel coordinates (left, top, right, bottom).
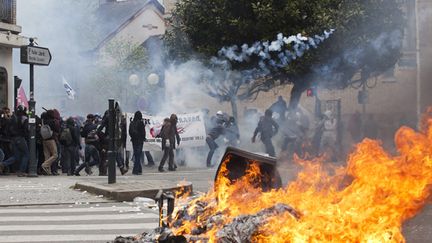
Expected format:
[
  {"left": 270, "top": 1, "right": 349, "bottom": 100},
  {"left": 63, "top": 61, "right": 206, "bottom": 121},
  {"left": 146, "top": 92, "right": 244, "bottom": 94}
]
[
  {"left": 60, "top": 118, "right": 81, "bottom": 176},
  {"left": 129, "top": 111, "right": 146, "bottom": 175},
  {"left": 158, "top": 114, "right": 181, "bottom": 172},
  {"left": 40, "top": 110, "right": 60, "bottom": 175},
  {"left": 73, "top": 114, "right": 97, "bottom": 176}
]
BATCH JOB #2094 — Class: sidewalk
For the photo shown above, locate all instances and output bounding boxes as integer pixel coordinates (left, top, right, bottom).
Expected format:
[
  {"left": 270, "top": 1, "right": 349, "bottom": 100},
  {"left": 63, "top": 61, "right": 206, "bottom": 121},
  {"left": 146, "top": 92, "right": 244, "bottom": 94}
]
[{"left": 0, "top": 167, "right": 217, "bottom": 206}]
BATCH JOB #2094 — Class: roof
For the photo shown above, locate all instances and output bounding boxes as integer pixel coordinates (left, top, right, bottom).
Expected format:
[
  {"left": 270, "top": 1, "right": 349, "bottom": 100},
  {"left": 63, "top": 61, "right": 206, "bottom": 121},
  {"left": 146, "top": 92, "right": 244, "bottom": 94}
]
[{"left": 92, "top": 0, "right": 165, "bottom": 51}]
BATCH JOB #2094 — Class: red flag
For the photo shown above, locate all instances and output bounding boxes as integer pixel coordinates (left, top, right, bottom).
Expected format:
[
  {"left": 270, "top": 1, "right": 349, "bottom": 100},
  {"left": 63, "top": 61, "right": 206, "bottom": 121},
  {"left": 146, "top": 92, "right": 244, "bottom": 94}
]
[{"left": 16, "top": 86, "right": 29, "bottom": 109}]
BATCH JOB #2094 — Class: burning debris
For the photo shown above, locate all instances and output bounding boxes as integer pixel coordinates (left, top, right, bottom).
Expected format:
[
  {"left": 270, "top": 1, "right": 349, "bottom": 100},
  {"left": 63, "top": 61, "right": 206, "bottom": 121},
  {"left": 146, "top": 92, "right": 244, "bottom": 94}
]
[
  {"left": 215, "top": 203, "right": 301, "bottom": 243},
  {"left": 115, "top": 112, "right": 432, "bottom": 242}
]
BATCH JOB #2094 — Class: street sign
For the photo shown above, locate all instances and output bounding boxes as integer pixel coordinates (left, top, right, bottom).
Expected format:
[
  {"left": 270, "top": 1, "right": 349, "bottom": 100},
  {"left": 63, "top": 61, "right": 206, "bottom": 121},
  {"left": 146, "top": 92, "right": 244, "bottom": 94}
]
[{"left": 20, "top": 46, "right": 52, "bottom": 66}]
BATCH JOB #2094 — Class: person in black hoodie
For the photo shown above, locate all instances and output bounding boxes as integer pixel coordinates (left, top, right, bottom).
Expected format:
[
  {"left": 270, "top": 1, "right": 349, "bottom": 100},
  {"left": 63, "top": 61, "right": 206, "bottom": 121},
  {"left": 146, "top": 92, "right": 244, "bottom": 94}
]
[
  {"left": 252, "top": 109, "right": 279, "bottom": 157},
  {"left": 60, "top": 117, "right": 81, "bottom": 176},
  {"left": 129, "top": 111, "right": 146, "bottom": 175},
  {"left": 0, "top": 106, "right": 29, "bottom": 176}
]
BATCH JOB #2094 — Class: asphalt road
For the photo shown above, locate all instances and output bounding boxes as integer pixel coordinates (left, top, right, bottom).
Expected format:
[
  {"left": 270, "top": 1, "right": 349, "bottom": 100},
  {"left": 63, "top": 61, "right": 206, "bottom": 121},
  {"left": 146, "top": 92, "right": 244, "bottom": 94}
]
[
  {"left": 0, "top": 202, "right": 158, "bottom": 243},
  {"left": 0, "top": 165, "right": 431, "bottom": 242}
]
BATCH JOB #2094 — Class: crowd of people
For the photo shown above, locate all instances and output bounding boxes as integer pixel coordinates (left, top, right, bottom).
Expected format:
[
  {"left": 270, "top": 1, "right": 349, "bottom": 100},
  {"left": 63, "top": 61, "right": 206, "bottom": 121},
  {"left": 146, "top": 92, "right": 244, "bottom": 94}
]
[
  {"left": 0, "top": 103, "right": 193, "bottom": 177},
  {"left": 0, "top": 95, "right": 403, "bottom": 176}
]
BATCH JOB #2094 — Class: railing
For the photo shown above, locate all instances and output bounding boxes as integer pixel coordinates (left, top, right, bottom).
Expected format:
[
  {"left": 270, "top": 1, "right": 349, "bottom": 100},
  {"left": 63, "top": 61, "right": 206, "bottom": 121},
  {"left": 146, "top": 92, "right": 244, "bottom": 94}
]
[{"left": 0, "top": 0, "right": 16, "bottom": 25}]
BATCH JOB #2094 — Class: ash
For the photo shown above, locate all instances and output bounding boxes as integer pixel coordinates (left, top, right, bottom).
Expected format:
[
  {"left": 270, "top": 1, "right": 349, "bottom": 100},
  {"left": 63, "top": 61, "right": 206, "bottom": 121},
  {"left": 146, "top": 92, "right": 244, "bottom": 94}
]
[{"left": 216, "top": 203, "right": 300, "bottom": 243}]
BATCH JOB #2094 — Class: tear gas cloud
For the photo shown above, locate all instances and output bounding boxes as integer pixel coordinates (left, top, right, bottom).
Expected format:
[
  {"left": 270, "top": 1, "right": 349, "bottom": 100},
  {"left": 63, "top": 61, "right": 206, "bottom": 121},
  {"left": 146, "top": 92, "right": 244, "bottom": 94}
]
[{"left": 12, "top": 0, "right": 418, "bottom": 167}]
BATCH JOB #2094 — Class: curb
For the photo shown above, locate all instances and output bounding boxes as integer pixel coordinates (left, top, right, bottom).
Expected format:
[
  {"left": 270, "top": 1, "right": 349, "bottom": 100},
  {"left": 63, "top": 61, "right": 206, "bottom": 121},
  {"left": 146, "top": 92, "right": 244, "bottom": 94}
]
[{"left": 74, "top": 181, "right": 193, "bottom": 201}]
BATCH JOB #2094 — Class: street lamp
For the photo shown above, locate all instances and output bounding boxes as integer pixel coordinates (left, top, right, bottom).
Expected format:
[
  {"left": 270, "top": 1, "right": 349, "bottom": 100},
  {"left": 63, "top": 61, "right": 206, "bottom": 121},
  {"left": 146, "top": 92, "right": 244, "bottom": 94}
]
[
  {"left": 147, "top": 73, "right": 159, "bottom": 85},
  {"left": 128, "top": 74, "right": 140, "bottom": 86}
]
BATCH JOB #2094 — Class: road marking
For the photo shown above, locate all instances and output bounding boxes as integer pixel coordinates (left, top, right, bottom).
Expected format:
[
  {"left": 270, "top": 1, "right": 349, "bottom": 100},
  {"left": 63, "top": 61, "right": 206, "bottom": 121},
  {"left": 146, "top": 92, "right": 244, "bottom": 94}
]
[
  {"left": 0, "top": 206, "right": 142, "bottom": 214},
  {"left": 0, "top": 234, "right": 127, "bottom": 242},
  {"left": 0, "top": 222, "right": 157, "bottom": 231},
  {"left": 0, "top": 213, "right": 157, "bottom": 222}
]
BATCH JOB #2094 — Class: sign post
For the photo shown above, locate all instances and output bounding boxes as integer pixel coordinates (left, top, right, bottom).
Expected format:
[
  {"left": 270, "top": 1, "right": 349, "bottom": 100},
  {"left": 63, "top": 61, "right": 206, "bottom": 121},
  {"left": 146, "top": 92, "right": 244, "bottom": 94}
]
[{"left": 20, "top": 38, "right": 52, "bottom": 177}]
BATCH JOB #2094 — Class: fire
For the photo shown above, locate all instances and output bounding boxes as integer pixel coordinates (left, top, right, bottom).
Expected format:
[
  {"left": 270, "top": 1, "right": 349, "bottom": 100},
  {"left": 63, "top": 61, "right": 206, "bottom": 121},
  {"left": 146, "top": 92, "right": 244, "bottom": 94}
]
[{"left": 172, "top": 112, "right": 432, "bottom": 242}]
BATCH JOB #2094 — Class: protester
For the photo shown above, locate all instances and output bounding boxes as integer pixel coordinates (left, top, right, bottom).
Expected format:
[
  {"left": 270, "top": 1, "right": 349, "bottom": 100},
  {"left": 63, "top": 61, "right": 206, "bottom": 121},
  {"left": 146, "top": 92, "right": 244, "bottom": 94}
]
[
  {"left": 225, "top": 116, "right": 240, "bottom": 147},
  {"left": 0, "top": 108, "right": 12, "bottom": 174},
  {"left": 60, "top": 117, "right": 81, "bottom": 176},
  {"left": 206, "top": 111, "right": 227, "bottom": 167},
  {"left": 281, "top": 112, "right": 302, "bottom": 157},
  {"left": 74, "top": 130, "right": 100, "bottom": 176},
  {"left": 158, "top": 114, "right": 180, "bottom": 172},
  {"left": 51, "top": 109, "right": 62, "bottom": 175},
  {"left": 252, "top": 109, "right": 279, "bottom": 157},
  {"left": 40, "top": 110, "right": 60, "bottom": 175},
  {"left": 1, "top": 106, "right": 29, "bottom": 176},
  {"left": 75, "top": 114, "right": 98, "bottom": 175},
  {"left": 129, "top": 111, "right": 146, "bottom": 175},
  {"left": 269, "top": 96, "right": 287, "bottom": 122}
]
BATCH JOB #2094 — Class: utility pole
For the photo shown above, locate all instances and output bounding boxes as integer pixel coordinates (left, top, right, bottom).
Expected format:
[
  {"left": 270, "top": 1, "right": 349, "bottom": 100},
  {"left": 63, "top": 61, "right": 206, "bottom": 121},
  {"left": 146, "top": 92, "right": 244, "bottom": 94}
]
[{"left": 27, "top": 39, "right": 37, "bottom": 177}]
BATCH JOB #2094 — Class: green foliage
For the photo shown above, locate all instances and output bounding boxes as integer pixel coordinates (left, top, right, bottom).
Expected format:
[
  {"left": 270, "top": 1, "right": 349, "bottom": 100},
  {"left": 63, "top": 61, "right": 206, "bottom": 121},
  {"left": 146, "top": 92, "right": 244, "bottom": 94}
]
[
  {"left": 166, "top": 0, "right": 405, "bottom": 93},
  {"left": 105, "top": 38, "right": 149, "bottom": 72}
]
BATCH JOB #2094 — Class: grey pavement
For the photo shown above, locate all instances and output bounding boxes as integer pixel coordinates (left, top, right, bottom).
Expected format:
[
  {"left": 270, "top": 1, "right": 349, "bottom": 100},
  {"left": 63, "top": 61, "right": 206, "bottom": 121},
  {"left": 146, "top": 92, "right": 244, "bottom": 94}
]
[
  {"left": 0, "top": 164, "right": 431, "bottom": 242},
  {"left": 0, "top": 166, "right": 217, "bottom": 206},
  {"left": 0, "top": 202, "right": 159, "bottom": 243}
]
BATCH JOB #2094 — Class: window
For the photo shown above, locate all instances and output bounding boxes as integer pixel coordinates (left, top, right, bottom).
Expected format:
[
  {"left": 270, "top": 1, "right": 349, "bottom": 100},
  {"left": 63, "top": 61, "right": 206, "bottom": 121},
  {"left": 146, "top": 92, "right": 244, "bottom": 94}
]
[
  {"left": 0, "top": 0, "right": 15, "bottom": 24},
  {"left": 0, "top": 67, "right": 7, "bottom": 108}
]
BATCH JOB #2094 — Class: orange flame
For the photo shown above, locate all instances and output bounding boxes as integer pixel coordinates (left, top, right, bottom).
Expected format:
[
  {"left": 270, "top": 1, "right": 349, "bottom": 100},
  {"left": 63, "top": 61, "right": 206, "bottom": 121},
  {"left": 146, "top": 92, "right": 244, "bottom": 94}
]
[{"left": 173, "top": 111, "right": 432, "bottom": 242}]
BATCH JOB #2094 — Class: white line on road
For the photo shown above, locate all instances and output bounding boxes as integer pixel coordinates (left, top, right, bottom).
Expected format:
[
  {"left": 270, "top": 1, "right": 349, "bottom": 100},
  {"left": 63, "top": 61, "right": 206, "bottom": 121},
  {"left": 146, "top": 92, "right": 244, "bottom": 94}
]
[
  {"left": 0, "top": 222, "right": 157, "bottom": 231},
  {"left": 0, "top": 213, "right": 157, "bottom": 222},
  {"left": 0, "top": 206, "right": 142, "bottom": 214},
  {"left": 0, "top": 234, "right": 128, "bottom": 242}
]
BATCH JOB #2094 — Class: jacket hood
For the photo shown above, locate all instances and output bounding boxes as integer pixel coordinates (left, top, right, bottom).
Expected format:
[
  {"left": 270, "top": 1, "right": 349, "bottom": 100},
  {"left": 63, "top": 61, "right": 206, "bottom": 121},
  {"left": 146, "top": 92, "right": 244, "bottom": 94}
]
[{"left": 134, "top": 111, "right": 143, "bottom": 121}]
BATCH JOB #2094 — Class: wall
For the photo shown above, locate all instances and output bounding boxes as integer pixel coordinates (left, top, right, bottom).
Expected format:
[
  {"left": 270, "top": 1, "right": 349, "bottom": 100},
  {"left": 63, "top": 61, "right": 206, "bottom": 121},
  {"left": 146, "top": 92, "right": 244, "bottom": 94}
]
[
  {"left": 98, "top": 6, "right": 166, "bottom": 64},
  {"left": 0, "top": 46, "right": 13, "bottom": 108},
  {"left": 418, "top": 0, "right": 432, "bottom": 114}
]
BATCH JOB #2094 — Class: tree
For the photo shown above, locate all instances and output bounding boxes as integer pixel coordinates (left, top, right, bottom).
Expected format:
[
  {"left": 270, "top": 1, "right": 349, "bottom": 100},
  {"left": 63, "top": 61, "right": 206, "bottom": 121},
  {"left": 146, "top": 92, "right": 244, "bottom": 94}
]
[
  {"left": 165, "top": 0, "right": 405, "bottom": 111},
  {"left": 86, "top": 38, "right": 151, "bottom": 111}
]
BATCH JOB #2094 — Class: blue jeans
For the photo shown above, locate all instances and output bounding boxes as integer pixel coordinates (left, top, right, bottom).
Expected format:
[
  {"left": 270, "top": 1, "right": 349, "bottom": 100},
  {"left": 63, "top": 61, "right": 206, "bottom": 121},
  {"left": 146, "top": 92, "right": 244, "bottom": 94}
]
[
  {"left": 75, "top": 145, "right": 100, "bottom": 174},
  {"left": 4, "top": 137, "right": 29, "bottom": 173},
  {"left": 0, "top": 148, "right": 4, "bottom": 163},
  {"left": 132, "top": 143, "right": 143, "bottom": 174}
]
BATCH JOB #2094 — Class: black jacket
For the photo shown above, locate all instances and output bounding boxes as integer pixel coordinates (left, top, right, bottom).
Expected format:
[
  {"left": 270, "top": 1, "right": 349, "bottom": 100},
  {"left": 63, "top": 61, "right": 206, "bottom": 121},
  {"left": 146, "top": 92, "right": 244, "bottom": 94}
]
[
  {"left": 129, "top": 119, "right": 146, "bottom": 144},
  {"left": 9, "top": 114, "right": 29, "bottom": 138},
  {"left": 253, "top": 116, "right": 279, "bottom": 140}
]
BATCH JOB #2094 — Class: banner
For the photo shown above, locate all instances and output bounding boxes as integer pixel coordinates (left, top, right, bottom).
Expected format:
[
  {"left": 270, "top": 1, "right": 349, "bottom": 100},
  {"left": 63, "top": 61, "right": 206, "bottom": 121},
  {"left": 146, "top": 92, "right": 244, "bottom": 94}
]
[
  {"left": 126, "top": 112, "right": 206, "bottom": 151},
  {"left": 16, "top": 86, "right": 28, "bottom": 109}
]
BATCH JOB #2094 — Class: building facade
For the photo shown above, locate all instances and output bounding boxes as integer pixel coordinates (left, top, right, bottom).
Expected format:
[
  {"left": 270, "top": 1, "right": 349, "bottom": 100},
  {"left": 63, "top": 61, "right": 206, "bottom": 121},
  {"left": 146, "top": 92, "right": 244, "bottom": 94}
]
[{"left": 0, "top": 0, "right": 26, "bottom": 109}]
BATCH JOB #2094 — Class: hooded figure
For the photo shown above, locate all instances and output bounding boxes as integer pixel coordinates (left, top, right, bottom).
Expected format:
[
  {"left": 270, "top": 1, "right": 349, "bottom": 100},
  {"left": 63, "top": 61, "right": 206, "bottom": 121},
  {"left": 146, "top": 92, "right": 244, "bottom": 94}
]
[
  {"left": 252, "top": 109, "right": 279, "bottom": 157},
  {"left": 129, "top": 111, "right": 146, "bottom": 175},
  {"left": 158, "top": 114, "right": 181, "bottom": 172}
]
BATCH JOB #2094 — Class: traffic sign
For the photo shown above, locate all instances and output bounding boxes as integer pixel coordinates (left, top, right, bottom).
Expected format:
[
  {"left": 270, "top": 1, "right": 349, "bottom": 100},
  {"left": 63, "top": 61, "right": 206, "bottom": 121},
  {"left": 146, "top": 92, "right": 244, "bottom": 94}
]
[{"left": 20, "top": 46, "right": 52, "bottom": 66}]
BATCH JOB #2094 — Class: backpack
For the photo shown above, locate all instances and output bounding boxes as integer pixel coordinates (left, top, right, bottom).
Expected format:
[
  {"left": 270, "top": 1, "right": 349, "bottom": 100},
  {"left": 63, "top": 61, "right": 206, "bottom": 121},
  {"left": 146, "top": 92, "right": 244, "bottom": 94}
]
[
  {"left": 85, "top": 129, "right": 99, "bottom": 144},
  {"left": 129, "top": 120, "right": 138, "bottom": 139},
  {"left": 60, "top": 128, "right": 73, "bottom": 145},
  {"left": 40, "top": 122, "right": 53, "bottom": 140}
]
